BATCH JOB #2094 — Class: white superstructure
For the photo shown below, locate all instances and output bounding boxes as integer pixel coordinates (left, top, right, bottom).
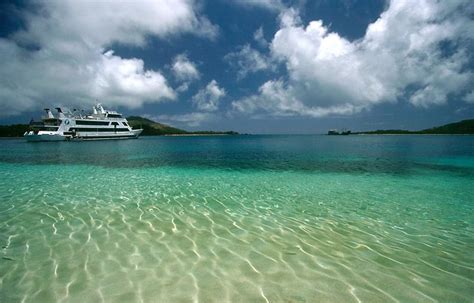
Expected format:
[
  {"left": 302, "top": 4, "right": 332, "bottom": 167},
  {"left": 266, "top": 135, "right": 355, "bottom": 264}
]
[{"left": 24, "top": 104, "right": 143, "bottom": 142}]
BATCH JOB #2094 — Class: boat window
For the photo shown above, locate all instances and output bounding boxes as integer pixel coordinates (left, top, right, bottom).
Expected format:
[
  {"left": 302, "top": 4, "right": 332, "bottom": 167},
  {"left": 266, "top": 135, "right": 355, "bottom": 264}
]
[
  {"left": 123, "top": 122, "right": 128, "bottom": 127},
  {"left": 70, "top": 128, "right": 130, "bottom": 132},
  {"left": 43, "top": 118, "right": 60, "bottom": 125},
  {"left": 107, "top": 114, "right": 122, "bottom": 118},
  {"left": 38, "top": 126, "right": 59, "bottom": 131},
  {"left": 76, "top": 120, "right": 110, "bottom": 125}
]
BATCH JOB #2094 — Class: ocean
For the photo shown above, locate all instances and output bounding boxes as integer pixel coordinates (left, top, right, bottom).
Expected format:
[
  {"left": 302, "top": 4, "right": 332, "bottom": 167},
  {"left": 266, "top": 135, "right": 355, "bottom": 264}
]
[{"left": 0, "top": 135, "right": 473, "bottom": 302}]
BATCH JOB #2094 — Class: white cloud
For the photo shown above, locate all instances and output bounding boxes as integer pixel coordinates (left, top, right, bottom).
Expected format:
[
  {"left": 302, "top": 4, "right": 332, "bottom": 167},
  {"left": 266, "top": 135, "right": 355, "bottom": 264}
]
[
  {"left": 232, "top": 0, "right": 286, "bottom": 12},
  {"left": 93, "top": 50, "right": 176, "bottom": 106},
  {"left": 232, "top": 79, "right": 361, "bottom": 117},
  {"left": 14, "top": 0, "right": 218, "bottom": 48},
  {"left": 0, "top": 0, "right": 217, "bottom": 116},
  {"left": 176, "top": 83, "right": 190, "bottom": 93},
  {"left": 192, "top": 80, "right": 226, "bottom": 112},
  {"left": 233, "top": 0, "right": 474, "bottom": 117},
  {"left": 254, "top": 27, "right": 268, "bottom": 47},
  {"left": 0, "top": 42, "right": 176, "bottom": 116},
  {"left": 224, "top": 45, "right": 271, "bottom": 79},
  {"left": 156, "top": 112, "right": 215, "bottom": 127},
  {"left": 172, "top": 54, "right": 200, "bottom": 82}
]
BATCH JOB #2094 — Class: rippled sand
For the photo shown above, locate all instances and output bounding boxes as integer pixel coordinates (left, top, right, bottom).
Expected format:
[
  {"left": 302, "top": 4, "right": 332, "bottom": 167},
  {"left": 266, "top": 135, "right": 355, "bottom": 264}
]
[{"left": 1, "top": 162, "right": 473, "bottom": 302}]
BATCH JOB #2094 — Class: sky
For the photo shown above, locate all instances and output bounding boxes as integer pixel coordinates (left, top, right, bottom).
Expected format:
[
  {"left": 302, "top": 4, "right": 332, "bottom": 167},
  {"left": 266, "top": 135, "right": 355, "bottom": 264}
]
[{"left": 0, "top": 0, "right": 473, "bottom": 133}]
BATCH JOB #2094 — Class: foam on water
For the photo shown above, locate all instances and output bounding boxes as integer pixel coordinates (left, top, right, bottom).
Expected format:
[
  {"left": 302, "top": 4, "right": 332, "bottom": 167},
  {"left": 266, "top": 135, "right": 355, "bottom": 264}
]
[{"left": 0, "top": 136, "right": 473, "bottom": 302}]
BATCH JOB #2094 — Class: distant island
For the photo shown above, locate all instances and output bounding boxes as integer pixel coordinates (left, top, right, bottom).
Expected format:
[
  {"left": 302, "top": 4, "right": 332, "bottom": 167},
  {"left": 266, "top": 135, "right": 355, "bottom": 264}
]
[
  {"left": 325, "top": 119, "right": 474, "bottom": 136},
  {"left": 0, "top": 116, "right": 239, "bottom": 137},
  {"left": 352, "top": 119, "right": 474, "bottom": 135}
]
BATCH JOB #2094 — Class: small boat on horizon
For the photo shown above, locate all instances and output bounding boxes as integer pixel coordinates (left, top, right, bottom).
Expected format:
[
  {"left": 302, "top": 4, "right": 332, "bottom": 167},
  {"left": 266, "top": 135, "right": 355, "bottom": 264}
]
[{"left": 24, "top": 104, "right": 143, "bottom": 142}]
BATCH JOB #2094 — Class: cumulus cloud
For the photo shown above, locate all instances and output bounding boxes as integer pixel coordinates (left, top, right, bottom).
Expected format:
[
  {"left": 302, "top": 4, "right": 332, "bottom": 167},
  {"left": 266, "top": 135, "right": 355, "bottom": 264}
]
[
  {"left": 158, "top": 79, "right": 225, "bottom": 128},
  {"left": 224, "top": 44, "right": 272, "bottom": 79},
  {"left": 232, "top": 0, "right": 474, "bottom": 117},
  {"left": 93, "top": 50, "right": 176, "bottom": 105},
  {"left": 14, "top": 0, "right": 218, "bottom": 48},
  {"left": 192, "top": 80, "right": 226, "bottom": 111},
  {"left": 172, "top": 54, "right": 200, "bottom": 82},
  {"left": 232, "top": 79, "right": 360, "bottom": 117},
  {"left": 0, "top": 0, "right": 217, "bottom": 116}
]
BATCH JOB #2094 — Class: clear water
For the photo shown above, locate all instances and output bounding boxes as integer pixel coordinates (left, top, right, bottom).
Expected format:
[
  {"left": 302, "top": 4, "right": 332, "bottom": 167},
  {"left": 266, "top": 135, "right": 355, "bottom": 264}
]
[{"left": 0, "top": 135, "right": 473, "bottom": 302}]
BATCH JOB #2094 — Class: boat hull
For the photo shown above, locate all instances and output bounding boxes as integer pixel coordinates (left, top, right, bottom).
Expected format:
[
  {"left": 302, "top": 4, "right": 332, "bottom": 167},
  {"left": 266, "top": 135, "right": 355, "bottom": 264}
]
[
  {"left": 25, "top": 133, "right": 67, "bottom": 142},
  {"left": 74, "top": 129, "right": 143, "bottom": 140},
  {"left": 25, "top": 129, "right": 143, "bottom": 142}
]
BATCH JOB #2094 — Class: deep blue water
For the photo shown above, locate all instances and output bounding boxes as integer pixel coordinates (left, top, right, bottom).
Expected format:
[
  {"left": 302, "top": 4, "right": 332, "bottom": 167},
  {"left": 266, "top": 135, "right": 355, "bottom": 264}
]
[{"left": 1, "top": 135, "right": 474, "bottom": 174}]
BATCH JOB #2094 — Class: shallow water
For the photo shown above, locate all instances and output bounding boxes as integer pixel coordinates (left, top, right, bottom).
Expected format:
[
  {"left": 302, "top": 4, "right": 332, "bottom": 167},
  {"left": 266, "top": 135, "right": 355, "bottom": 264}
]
[{"left": 0, "top": 135, "right": 473, "bottom": 302}]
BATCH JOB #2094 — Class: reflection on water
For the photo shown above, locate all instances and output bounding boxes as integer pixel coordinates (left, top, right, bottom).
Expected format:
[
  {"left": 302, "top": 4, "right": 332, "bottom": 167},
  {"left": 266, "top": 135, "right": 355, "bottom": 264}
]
[{"left": 0, "top": 136, "right": 473, "bottom": 302}]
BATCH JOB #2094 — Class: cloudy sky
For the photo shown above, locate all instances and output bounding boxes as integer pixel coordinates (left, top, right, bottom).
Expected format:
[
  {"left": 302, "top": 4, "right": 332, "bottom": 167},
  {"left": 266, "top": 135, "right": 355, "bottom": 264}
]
[{"left": 0, "top": 0, "right": 473, "bottom": 133}]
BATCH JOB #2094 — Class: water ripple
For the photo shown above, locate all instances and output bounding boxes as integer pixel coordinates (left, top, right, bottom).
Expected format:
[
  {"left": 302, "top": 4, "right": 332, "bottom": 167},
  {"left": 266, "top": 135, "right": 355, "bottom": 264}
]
[{"left": 0, "top": 160, "right": 473, "bottom": 302}]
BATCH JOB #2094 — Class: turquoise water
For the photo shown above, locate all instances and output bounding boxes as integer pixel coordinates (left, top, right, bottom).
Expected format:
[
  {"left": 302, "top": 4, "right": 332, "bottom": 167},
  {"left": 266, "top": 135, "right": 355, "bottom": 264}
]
[{"left": 0, "top": 135, "right": 473, "bottom": 302}]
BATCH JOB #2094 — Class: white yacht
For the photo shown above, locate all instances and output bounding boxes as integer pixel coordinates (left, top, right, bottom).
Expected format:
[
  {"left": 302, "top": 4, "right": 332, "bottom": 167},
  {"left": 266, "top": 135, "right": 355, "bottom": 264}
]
[{"left": 24, "top": 104, "right": 143, "bottom": 142}]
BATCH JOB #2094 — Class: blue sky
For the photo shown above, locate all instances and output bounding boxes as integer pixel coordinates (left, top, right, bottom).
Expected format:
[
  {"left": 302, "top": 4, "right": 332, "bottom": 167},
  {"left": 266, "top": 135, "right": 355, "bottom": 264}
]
[{"left": 0, "top": 0, "right": 473, "bottom": 133}]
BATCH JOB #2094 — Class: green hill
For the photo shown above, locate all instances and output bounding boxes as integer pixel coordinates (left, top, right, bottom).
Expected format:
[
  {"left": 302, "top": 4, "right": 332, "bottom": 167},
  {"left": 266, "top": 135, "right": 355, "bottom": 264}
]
[
  {"left": 420, "top": 119, "right": 474, "bottom": 134},
  {"left": 127, "top": 116, "right": 188, "bottom": 135},
  {"left": 127, "top": 116, "right": 238, "bottom": 136},
  {"left": 357, "top": 119, "right": 474, "bottom": 135}
]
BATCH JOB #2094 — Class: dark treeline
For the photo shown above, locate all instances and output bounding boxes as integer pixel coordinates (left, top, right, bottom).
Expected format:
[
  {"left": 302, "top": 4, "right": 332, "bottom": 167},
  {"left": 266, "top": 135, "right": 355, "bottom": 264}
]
[
  {"left": 0, "top": 124, "right": 29, "bottom": 137},
  {"left": 353, "top": 119, "right": 474, "bottom": 135}
]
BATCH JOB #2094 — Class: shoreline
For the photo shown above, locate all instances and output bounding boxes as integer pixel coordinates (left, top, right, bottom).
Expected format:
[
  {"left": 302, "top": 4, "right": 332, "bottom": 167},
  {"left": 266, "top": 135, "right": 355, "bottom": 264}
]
[
  {"left": 163, "top": 133, "right": 235, "bottom": 137},
  {"left": 2, "top": 133, "right": 474, "bottom": 139},
  {"left": 351, "top": 133, "right": 474, "bottom": 136}
]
